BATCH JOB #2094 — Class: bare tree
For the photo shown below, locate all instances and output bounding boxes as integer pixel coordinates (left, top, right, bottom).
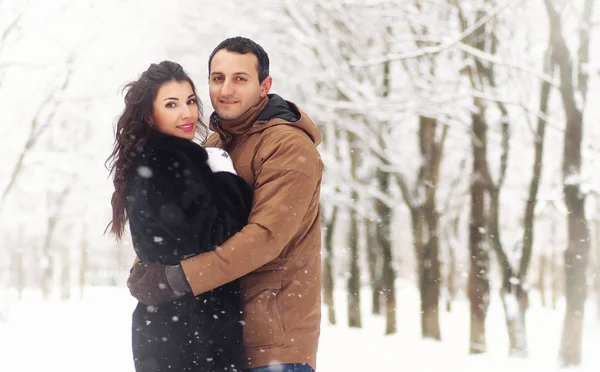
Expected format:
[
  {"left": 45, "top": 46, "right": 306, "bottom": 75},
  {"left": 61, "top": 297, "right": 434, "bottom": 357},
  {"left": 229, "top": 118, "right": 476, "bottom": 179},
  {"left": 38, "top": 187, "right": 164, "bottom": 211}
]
[
  {"left": 589, "top": 193, "right": 600, "bottom": 320},
  {"left": 443, "top": 216, "right": 459, "bottom": 312},
  {"left": 60, "top": 238, "right": 71, "bottom": 300},
  {"left": 594, "top": 207, "right": 600, "bottom": 320},
  {"left": 322, "top": 203, "right": 338, "bottom": 325},
  {"left": 453, "top": 2, "right": 492, "bottom": 353},
  {"left": 375, "top": 165, "right": 396, "bottom": 335},
  {"left": 366, "top": 217, "right": 383, "bottom": 315},
  {"left": 543, "top": 0, "right": 594, "bottom": 366},
  {"left": 319, "top": 116, "right": 342, "bottom": 326},
  {"left": 451, "top": 0, "right": 554, "bottom": 355},
  {"left": 14, "top": 227, "right": 25, "bottom": 301},
  {"left": 79, "top": 220, "right": 89, "bottom": 300},
  {"left": 40, "top": 182, "right": 73, "bottom": 299},
  {"left": 419, "top": 118, "right": 446, "bottom": 340},
  {"left": 0, "top": 2, "right": 28, "bottom": 82},
  {"left": 550, "top": 207, "right": 563, "bottom": 311},
  {"left": 347, "top": 131, "right": 362, "bottom": 328},
  {"left": 376, "top": 27, "right": 397, "bottom": 335},
  {"left": 0, "top": 56, "right": 74, "bottom": 216},
  {"left": 273, "top": 0, "right": 400, "bottom": 333},
  {"left": 440, "top": 155, "right": 468, "bottom": 312},
  {"left": 397, "top": 117, "right": 447, "bottom": 341},
  {"left": 467, "top": 98, "right": 490, "bottom": 354}
]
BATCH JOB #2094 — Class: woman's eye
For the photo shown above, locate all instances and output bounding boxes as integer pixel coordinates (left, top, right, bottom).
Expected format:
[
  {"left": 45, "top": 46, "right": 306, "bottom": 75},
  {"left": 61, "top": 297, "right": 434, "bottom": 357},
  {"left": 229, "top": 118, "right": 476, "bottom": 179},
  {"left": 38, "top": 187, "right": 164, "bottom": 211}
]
[
  {"left": 187, "top": 99, "right": 197, "bottom": 105},
  {"left": 165, "top": 102, "right": 176, "bottom": 108}
]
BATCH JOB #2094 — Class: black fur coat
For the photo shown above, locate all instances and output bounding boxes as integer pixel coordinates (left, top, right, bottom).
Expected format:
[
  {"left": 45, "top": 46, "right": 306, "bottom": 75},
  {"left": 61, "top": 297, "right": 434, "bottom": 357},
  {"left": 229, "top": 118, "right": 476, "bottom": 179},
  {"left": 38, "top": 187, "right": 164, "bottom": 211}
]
[{"left": 126, "top": 130, "right": 253, "bottom": 372}]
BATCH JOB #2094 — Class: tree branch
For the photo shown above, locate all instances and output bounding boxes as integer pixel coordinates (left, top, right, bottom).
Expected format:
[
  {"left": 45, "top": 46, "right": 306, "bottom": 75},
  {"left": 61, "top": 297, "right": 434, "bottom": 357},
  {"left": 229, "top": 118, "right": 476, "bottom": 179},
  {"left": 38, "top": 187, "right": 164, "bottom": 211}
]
[
  {"left": 352, "top": 0, "right": 522, "bottom": 66},
  {"left": 577, "top": 0, "right": 594, "bottom": 105},
  {"left": 0, "top": 56, "right": 75, "bottom": 214},
  {"left": 519, "top": 42, "right": 553, "bottom": 279}
]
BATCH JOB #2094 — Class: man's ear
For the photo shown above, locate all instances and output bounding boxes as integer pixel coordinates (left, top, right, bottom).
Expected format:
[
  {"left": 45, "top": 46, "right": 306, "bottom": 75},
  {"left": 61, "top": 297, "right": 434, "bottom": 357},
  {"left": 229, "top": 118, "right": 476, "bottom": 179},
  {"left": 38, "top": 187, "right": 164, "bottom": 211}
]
[{"left": 260, "top": 76, "right": 272, "bottom": 98}]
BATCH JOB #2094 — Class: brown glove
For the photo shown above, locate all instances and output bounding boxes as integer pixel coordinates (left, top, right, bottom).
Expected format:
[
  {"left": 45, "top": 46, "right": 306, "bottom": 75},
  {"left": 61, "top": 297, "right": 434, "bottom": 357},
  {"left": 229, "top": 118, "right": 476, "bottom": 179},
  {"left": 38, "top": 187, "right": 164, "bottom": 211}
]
[{"left": 127, "top": 261, "right": 191, "bottom": 306}]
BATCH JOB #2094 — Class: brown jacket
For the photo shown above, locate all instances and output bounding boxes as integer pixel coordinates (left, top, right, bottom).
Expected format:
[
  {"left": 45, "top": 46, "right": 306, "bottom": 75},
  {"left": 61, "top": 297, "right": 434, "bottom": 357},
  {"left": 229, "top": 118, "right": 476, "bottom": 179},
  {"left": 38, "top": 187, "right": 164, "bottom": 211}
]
[{"left": 181, "top": 95, "right": 324, "bottom": 371}]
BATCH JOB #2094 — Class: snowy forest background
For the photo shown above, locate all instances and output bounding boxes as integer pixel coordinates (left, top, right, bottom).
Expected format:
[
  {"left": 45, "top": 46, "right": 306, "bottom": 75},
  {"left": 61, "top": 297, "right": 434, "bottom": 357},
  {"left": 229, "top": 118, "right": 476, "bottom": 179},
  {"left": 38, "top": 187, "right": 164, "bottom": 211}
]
[{"left": 1, "top": 0, "right": 600, "bottom": 370}]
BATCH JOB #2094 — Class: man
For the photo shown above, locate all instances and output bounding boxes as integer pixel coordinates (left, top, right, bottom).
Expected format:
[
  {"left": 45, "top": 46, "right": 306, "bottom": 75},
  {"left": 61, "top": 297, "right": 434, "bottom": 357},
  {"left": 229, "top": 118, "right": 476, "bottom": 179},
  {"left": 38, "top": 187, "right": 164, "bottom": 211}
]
[{"left": 127, "top": 37, "right": 323, "bottom": 372}]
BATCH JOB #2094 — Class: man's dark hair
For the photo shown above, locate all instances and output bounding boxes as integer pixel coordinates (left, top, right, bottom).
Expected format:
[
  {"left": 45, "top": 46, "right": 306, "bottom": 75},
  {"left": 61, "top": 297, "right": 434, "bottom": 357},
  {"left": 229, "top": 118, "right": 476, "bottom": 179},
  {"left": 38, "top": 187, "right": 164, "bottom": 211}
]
[{"left": 208, "top": 36, "right": 270, "bottom": 83}]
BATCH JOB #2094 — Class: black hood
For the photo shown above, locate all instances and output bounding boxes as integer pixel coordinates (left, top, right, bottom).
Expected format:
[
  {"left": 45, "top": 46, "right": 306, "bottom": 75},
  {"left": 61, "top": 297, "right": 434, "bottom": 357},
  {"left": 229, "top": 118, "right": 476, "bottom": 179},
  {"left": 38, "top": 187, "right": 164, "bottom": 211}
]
[{"left": 256, "top": 94, "right": 301, "bottom": 123}]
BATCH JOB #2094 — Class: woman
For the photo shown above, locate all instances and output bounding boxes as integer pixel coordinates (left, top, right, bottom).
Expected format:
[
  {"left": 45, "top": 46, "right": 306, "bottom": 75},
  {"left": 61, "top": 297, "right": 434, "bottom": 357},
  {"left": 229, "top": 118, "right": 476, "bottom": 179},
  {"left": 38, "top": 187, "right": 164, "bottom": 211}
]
[{"left": 106, "top": 61, "right": 252, "bottom": 372}]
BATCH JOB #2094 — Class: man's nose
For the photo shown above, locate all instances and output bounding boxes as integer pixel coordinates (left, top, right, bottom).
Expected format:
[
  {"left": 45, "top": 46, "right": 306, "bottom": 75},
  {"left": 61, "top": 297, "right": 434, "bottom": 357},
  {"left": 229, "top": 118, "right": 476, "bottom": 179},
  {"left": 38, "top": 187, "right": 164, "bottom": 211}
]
[{"left": 221, "top": 80, "right": 234, "bottom": 96}]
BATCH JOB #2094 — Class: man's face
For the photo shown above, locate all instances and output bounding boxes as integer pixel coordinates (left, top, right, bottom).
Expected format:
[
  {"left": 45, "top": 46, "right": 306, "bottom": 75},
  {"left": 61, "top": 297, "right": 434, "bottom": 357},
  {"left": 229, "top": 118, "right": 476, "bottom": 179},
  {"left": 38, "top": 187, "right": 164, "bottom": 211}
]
[{"left": 209, "top": 50, "right": 272, "bottom": 120}]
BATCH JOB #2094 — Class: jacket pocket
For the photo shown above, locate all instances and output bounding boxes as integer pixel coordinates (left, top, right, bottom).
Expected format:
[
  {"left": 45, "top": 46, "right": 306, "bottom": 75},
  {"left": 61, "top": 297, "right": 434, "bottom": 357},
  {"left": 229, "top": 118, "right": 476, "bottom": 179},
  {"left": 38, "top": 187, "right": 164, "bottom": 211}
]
[{"left": 242, "top": 270, "right": 285, "bottom": 349}]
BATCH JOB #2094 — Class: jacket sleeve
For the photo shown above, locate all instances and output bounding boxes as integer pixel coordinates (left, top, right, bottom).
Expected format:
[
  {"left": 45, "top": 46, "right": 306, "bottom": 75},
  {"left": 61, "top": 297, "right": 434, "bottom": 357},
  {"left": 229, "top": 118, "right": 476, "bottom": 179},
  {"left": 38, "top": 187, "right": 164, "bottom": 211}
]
[
  {"left": 180, "top": 129, "right": 322, "bottom": 296},
  {"left": 127, "top": 148, "right": 214, "bottom": 264}
]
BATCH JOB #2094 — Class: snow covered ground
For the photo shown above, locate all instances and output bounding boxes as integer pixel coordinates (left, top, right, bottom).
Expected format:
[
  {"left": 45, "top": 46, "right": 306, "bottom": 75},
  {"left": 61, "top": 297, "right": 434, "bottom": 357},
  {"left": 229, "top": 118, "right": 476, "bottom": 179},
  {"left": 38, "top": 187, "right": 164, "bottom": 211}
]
[{"left": 1, "top": 282, "right": 599, "bottom": 372}]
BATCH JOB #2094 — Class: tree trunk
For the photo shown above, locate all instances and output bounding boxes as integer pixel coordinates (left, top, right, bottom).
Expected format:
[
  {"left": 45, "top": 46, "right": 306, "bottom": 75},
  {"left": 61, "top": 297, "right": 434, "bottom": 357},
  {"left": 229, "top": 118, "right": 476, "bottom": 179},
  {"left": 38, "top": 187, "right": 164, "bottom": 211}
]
[
  {"left": 41, "top": 216, "right": 58, "bottom": 299},
  {"left": 550, "top": 234, "right": 560, "bottom": 311},
  {"left": 347, "top": 203, "right": 362, "bottom": 328},
  {"left": 595, "top": 220, "right": 600, "bottom": 321},
  {"left": 417, "top": 116, "right": 443, "bottom": 340},
  {"left": 366, "top": 218, "right": 382, "bottom": 315},
  {"left": 347, "top": 131, "right": 362, "bottom": 328},
  {"left": 559, "top": 200, "right": 590, "bottom": 366},
  {"left": 444, "top": 218, "right": 459, "bottom": 312},
  {"left": 15, "top": 227, "right": 24, "bottom": 301},
  {"left": 79, "top": 226, "right": 88, "bottom": 300},
  {"left": 499, "top": 286, "right": 528, "bottom": 356},
  {"left": 421, "top": 207, "right": 441, "bottom": 340},
  {"left": 466, "top": 0, "right": 531, "bottom": 353},
  {"left": 543, "top": 0, "right": 593, "bottom": 365},
  {"left": 411, "top": 209, "right": 426, "bottom": 327},
  {"left": 538, "top": 254, "right": 547, "bottom": 308},
  {"left": 529, "top": 47, "right": 553, "bottom": 311},
  {"left": 454, "top": 3, "right": 492, "bottom": 354},
  {"left": 60, "top": 243, "right": 71, "bottom": 300},
  {"left": 495, "top": 41, "right": 552, "bottom": 357},
  {"left": 376, "top": 168, "right": 396, "bottom": 335},
  {"left": 489, "top": 186, "right": 528, "bottom": 357},
  {"left": 375, "top": 45, "right": 395, "bottom": 334},
  {"left": 108, "top": 240, "right": 124, "bottom": 286},
  {"left": 322, "top": 205, "right": 338, "bottom": 325},
  {"left": 519, "top": 66, "right": 550, "bottom": 284},
  {"left": 468, "top": 109, "right": 490, "bottom": 354},
  {"left": 41, "top": 185, "right": 72, "bottom": 298},
  {"left": 497, "top": 267, "right": 529, "bottom": 358},
  {"left": 402, "top": 116, "right": 446, "bottom": 340}
]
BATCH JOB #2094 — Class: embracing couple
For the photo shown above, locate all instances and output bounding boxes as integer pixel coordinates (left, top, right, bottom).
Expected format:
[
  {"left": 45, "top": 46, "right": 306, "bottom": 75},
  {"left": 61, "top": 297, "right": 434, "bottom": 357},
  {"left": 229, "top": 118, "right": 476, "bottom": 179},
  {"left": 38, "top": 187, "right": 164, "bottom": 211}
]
[{"left": 106, "top": 37, "right": 323, "bottom": 372}]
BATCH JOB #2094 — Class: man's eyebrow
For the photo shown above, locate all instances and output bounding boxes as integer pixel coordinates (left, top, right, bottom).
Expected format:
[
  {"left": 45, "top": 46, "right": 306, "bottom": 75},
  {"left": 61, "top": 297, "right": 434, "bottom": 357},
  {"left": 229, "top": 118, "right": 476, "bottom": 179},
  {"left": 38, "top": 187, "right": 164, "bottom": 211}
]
[{"left": 210, "top": 71, "right": 251, "bottom": 76}]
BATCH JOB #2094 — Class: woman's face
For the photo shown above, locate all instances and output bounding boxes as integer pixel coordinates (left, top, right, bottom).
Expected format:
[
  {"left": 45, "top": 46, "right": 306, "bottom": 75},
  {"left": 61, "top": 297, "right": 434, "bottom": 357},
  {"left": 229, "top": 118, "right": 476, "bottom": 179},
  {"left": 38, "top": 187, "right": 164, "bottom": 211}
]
[{"left": 152, "top": 80, "right": 199, "bottom": 140}]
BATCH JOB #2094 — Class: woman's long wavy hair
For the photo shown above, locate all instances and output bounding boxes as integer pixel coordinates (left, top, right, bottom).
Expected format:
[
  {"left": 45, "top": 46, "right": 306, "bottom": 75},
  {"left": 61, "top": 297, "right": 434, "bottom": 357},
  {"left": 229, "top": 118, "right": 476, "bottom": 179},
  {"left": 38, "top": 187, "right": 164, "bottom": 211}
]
[{"left": 106, "top": 61, "right": 208, "bottom": 240}]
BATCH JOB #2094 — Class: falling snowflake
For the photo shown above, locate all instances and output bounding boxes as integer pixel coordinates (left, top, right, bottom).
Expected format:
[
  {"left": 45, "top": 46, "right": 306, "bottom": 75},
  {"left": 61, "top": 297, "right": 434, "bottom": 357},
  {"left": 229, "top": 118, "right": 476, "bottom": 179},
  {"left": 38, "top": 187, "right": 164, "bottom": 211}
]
[{"left": 137, "top": 166, "right": 153, "bottom": 178}]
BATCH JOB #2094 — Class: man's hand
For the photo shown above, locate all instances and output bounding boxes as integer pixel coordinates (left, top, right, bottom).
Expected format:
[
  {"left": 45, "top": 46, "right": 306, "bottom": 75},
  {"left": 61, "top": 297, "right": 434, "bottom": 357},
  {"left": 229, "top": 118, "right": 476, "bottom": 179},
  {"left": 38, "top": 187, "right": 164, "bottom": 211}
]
[{"left": 127, "top": 261, "right": 191, "bottom": 306}]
